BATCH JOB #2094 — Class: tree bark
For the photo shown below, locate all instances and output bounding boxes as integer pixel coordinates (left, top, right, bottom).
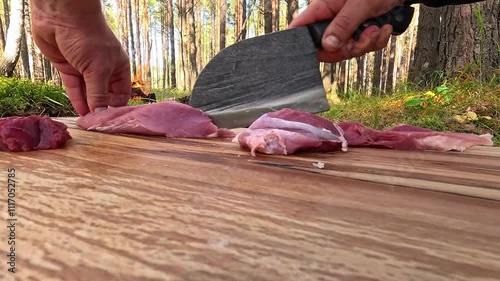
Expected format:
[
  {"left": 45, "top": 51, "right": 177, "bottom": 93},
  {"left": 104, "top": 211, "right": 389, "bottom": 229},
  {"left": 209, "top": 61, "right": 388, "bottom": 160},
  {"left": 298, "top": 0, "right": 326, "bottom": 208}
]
[
  {"left": 128, "top": 0, "right": 137, "bottom": 77},
  {"left": 272, "top": 0, "right": 280, "bottom": 31},
  {"left": 0, "top": 16, "right": 5, "bottom": 50},
  {"left": 3, "top": 0, "right": 10, "bottom": 30},
  {"left": 409, "top": 6, "right": 441, "bottom": 85},
  {"left": 168, "top": 0, "right": 177, "bottom": 88},
  {"left": 372, "top": 50, "right": 383, "bottom": 95},
  {"left": 179, "top": 0, "right": 187, "bottom": 89},
  {"left": 188, "top": 0, "right": 198, "bottom": 88},
  {"left": 264, "top": 0, "right": 272, "bottom": 33},
  {"left": 161, "top": 0, "right": 168, "bottom": 89},
  {"left": 386, "top": 36, "right": 397, "bottom": 93},
  {"left": 0, "top": 0, "right": 24, "bottom": 77},
  {"left": 134, "top": 0, "right": 142, "bottom": 80},
  {"left": 219, "top": 0, "right": 227, "bottom": 50},
  {"left": 286, "top": 0, "right": 298, "bottom": 24},
  {"left": 196, "top": 1, "right": 203, "bottom": 73}
]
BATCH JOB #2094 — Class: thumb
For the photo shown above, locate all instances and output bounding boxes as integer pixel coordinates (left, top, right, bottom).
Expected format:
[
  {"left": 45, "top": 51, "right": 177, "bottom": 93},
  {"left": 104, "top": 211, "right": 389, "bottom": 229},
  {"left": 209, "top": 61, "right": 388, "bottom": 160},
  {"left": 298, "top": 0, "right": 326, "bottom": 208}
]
[{"left": 84, "top": 70, "right": 111, "bottom": 113}]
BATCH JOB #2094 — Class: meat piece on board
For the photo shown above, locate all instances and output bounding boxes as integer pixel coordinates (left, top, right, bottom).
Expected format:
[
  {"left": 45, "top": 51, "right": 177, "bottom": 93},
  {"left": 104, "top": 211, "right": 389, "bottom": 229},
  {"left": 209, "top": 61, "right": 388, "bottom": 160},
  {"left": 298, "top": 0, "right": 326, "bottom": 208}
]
[
  {"left": 233, "top": 109, "right": 348, "bottom": 156},
  {"left": 234, "top": 108, "right": 494, "bottom": 156},
  {"left": 338, "top": 121, "right": 493, "bottom": 151},
  {"left": 0, "top": 116, "right": 72, "bottom": 152},
  {"left": 77, "top": 101, "right": 235, "bottom": 138}
]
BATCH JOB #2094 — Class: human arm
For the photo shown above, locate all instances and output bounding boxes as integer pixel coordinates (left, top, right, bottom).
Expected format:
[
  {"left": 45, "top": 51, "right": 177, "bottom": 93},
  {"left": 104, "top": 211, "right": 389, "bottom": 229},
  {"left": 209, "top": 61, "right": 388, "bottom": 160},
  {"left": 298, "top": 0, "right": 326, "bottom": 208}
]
[{"left": 30, "top": 0, "right": 131, "bottom": 116}]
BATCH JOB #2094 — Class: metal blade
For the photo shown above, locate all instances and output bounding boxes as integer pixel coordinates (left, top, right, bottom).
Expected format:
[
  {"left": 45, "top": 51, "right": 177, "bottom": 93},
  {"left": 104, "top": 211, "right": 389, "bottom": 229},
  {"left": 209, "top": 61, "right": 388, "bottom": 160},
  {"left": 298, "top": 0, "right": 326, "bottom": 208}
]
[{"left": 188, "top": 26, "right": 329, "bottom": 129}]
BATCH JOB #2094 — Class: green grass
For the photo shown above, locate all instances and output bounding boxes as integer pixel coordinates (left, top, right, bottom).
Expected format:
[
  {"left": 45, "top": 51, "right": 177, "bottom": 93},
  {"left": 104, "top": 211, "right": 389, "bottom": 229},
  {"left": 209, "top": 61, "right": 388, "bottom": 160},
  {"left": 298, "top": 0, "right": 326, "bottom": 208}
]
[
  {"left": 0, "top": 77, "right": 75, "bottom": 117},
  {"left": 322, "top": 76, "right": 500, "bottom": 146}
]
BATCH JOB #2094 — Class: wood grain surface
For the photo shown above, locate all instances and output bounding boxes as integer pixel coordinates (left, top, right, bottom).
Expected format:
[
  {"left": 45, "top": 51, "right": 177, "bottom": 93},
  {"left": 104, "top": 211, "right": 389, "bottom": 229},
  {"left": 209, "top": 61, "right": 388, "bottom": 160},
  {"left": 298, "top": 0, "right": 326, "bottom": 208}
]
[{"left": 0, "top": 117, "right": 499, "bottom": 281}]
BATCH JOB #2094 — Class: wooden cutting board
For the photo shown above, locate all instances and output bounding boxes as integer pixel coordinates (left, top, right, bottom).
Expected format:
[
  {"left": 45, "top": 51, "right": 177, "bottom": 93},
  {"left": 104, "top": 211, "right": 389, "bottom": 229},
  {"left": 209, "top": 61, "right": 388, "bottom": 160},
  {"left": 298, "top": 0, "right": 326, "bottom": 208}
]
[{"left": 1, "top": 117, "right": 499, "bottom": 281}]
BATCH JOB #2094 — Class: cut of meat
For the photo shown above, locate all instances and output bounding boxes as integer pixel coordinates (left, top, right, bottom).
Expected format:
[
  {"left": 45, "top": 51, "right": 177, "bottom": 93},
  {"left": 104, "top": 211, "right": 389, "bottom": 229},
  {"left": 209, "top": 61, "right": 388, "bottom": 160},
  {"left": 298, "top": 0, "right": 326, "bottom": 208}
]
[
  {"left": 233, "top": 109, "right": 348, "bottom": 156},
  {"left": 0, "top": 116, "right": 72, "bottom": 152},
  {"left": 234, "top": 108, "right": 494, "bottom": 156},
  {"left": 338, "top": 121, "right": 493, "bottom": 151},
  {"left": 76, "top": 101, "right": 235, "bottom": 138}
]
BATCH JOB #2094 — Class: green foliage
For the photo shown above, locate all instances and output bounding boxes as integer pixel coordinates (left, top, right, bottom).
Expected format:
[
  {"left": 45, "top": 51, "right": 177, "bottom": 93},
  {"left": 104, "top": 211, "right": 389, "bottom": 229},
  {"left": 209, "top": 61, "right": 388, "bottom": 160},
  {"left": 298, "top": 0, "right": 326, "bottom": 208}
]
[{"left": 0, "top": 77, "right": 75, "bottom": 117}]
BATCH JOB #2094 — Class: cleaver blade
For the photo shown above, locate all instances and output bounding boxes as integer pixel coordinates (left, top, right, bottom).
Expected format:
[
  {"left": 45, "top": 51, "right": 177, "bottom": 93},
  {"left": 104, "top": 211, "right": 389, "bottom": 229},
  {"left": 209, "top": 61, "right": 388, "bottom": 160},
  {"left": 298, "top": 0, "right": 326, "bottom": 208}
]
[{"left": 189, "top": 5, "right": 415, "bottom": 129}]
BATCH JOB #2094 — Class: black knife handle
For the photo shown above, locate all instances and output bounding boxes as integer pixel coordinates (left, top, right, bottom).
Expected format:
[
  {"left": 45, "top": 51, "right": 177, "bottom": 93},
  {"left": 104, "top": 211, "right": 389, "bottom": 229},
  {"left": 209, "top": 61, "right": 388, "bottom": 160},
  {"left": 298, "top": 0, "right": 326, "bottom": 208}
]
[{"left": 307, "top": 5, "right": 415, "bottom": 49}]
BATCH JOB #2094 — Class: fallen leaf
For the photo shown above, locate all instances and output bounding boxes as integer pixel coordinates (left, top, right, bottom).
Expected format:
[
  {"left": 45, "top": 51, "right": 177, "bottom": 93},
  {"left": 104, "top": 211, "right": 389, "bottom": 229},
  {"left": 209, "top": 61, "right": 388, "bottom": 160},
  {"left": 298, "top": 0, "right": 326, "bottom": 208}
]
[
  {"left": 453, "top": 115, "right": 467, "bottom": 123},
  {"left": 466, "top": 111, "right": 478, "bottom": 121}
]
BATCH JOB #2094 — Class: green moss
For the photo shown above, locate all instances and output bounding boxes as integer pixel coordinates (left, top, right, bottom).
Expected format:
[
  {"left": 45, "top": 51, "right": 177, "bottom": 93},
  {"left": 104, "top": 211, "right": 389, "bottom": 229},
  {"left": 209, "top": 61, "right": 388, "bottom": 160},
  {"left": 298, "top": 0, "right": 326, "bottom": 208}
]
[{"left": 0, "top": 77, "right": 75, "bottom": 117}]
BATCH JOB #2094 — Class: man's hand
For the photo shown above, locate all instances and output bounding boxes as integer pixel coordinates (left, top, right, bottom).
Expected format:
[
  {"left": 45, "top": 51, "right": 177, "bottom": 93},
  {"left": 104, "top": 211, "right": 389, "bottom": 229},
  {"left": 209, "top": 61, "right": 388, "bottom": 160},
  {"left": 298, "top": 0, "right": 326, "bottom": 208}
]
[
  {"left": 30, "top": 0, "right": 131, "bottom": 116},
  {"left": 289, "top": 0, "right": 403, "bottom": 62}
]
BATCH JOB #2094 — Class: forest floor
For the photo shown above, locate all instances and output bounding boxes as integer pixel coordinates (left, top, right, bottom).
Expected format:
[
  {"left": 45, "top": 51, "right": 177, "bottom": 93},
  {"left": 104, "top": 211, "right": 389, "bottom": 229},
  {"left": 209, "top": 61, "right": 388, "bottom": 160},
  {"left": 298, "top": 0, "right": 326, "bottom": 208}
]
[{"left": 1, "top": 75, "right": 498, "bottom": 146}]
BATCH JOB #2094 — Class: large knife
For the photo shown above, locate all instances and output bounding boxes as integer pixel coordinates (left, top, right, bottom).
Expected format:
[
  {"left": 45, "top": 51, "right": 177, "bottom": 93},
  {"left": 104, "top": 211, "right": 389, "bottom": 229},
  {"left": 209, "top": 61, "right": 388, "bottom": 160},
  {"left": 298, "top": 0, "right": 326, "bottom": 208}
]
[{"left": 189, "top": 5, "right": 415, "bottom": 129}]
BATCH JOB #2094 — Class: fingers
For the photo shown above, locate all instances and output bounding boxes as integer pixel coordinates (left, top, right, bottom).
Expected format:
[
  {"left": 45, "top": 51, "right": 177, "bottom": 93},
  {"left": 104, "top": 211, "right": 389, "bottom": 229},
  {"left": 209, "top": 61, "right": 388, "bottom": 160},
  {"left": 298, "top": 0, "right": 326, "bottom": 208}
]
[
  {"left": 83, "top": 69, "right": 112, "bottom": 113},
  {"left": 108, "top": 68, "right": 132, "bottom": 108},
  {"left": 316, "top": 24, "right": 392, "bottom": 63},
  {"left": 350, "top": 24, "right": 392, "bottom": 57},
  {"left": 59, "top": 73, "right": 89, "bottom": 116}
]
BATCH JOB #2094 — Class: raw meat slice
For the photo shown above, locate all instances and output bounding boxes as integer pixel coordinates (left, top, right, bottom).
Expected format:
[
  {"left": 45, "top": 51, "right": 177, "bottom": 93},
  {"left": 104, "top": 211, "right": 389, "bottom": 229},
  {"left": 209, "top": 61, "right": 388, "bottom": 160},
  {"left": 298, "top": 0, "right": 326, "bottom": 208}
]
[
  {"left": 233, "top": 109, "right": 348, "bottom": 156},
  {"left": 76, "top": 101, "right": 235, "bottom": 138},
  {"left": 234, "top": 108, "right": 494, "bottom": 156},
  {"left": 338, "top": 121, "right": 493, "bottom": 151},
  {"left": 0, "top": 116, "right": 72, "bottom": 152}
]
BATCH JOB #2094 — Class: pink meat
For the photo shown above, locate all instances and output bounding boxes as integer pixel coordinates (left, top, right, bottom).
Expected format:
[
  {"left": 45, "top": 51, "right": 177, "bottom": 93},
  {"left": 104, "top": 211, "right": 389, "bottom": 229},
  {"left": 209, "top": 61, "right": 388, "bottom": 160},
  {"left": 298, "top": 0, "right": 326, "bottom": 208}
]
[
  {"left": 338, "top": 121, "right": 493, "bottom": 151},
  {"left": 0, "top": 116, "right": 72, "bottom": 152},
  {"left": 233, "top": 109, "right": 347, "bottom": 155},
  {"left": 234, "top": 108, "right": 494, "bottom": 155},
  {"left": 76, "top": 101, "right": 235, "bottom": 138}
]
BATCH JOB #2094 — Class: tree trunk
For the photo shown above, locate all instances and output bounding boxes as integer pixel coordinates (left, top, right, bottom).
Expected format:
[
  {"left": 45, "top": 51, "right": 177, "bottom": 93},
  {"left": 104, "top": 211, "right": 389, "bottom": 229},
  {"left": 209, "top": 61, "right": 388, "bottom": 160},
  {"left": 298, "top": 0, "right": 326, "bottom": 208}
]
[
  {"left": 128, "top": 0, "right": 137, "bottom": 76},
  {"left": 188, "top": 0, "right": 198, "bottom": 88},
  {"left": 438, "top": 5, "right": 475, "bottom": 76},
  {"left": 386, "top": 36, "right": 397, "bottom": 93},
  {"left": 438, "top": 1, "right": 499, "bottom": 80},
  {"left": 0, "top": 16, "right": 5, "bottom": 50},
  {"left": 474, "top": 0, "right": 500, "bottom": 76},
  {"left": 286, "top": 0, "right": 298, "bottom": 24},
  {"left": 0, "top": 0, "right": 23, "bottom": 77},
  {"left": 134, "top": 0, "right": 142, "bottom": 80},
  {"left": 355, "top": 56, "right": 364, "bottom": 92},
  {"left": 23, "top": 0, "right": 34, "bottom": 80},
  {"left": 196, "top": 1, "right": 203, "bottom": 73},
  {"left": 3, "top": 0, "right": 10, "bottom": 30},
  {"left": 272, "top": 0, "right": 280, "bottom": 31},
  {"left": 264, "top": 0, "right": 272, "bottom": 33},
  {"left": 20, "top": 23, "right": 30, "bottom": 79},
  {"left": 337, "top": 61, "right": 346, "bottom": 94},
  {"left": 372, "top": 50, "right": 383, "bottom": 95},
  {"left": 179, "top": 0, "right": 187, "bottom": 89},
  {"left": 168, "top": 0, "right": 177, "bottom": 88},
  {"left": 43, "top": 57, "right": 52, "bottom": 82},
  {"left": 161, "top": 1, "right": 168, "bottom": 89},
  {"left": 219, "top": 0, "right": 227, "bottom": 50},
  {"left": 409, "top": 6, "right": 441, "bottom": 86},
  {"left": 235, "top": 0, "right": 247, "bottom": 41}
]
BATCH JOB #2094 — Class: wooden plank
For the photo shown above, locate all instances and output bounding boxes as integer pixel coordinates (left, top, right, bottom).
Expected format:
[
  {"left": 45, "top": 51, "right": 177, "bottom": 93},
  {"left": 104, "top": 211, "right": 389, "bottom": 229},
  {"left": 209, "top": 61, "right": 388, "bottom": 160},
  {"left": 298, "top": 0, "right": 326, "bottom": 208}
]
[{"left": 0, "top": 118, "right": 499, "bottom": 281}]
